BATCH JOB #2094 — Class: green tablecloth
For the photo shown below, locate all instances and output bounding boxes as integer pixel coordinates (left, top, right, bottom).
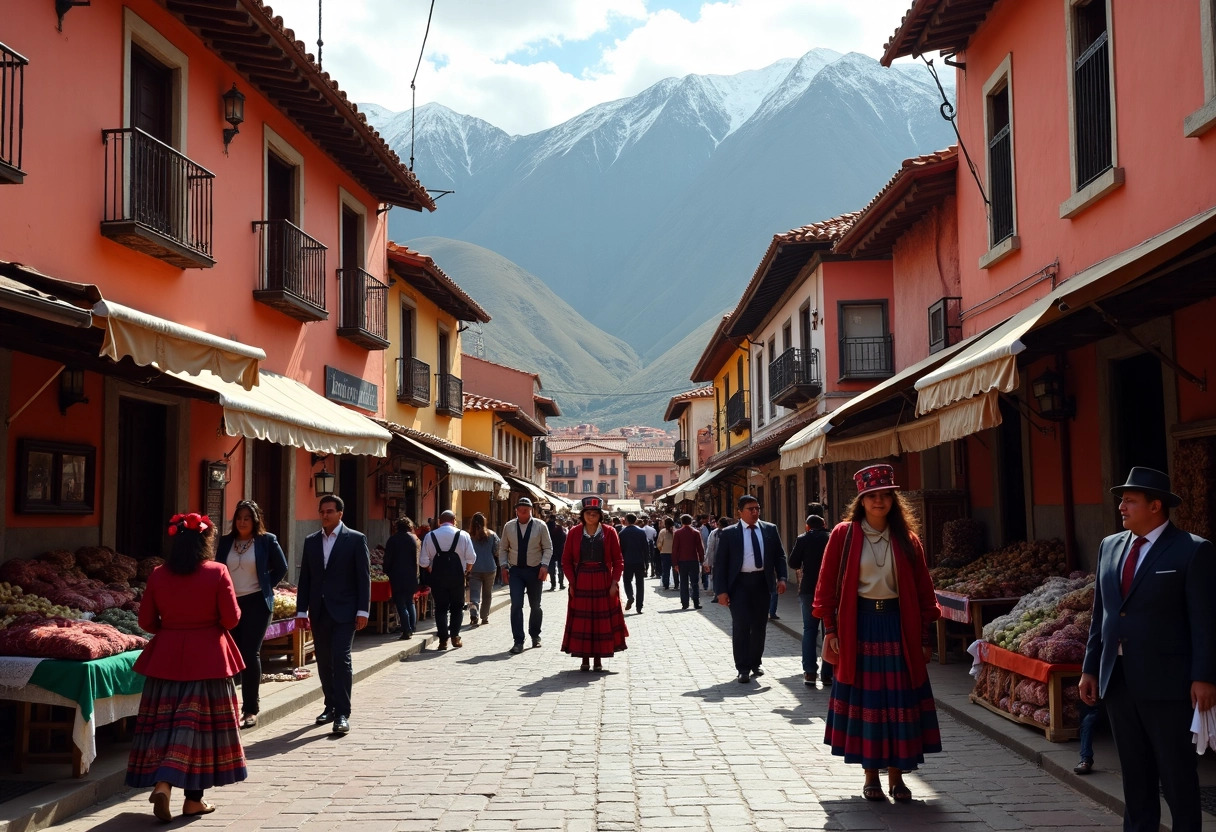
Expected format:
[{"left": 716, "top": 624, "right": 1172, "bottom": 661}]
[{"left": 27, "top": 650, "right": 145, "bottom": 723}]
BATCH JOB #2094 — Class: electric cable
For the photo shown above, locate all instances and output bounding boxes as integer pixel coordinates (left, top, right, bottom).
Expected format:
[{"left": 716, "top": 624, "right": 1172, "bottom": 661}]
[{"left": 410, "top": 0, "right": 437, "bottom": 171}]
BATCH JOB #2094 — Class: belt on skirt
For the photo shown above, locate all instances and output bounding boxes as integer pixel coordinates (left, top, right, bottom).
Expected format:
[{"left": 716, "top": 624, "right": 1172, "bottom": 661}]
[{"left": 857, "top": 596, "right": 900, "bottom": 613}]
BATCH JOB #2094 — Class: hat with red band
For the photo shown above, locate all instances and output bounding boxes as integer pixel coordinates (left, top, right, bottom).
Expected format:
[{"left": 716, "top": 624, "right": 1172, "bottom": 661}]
[{"left": 853, "top": 464, "right": 899, "bottom": 497}]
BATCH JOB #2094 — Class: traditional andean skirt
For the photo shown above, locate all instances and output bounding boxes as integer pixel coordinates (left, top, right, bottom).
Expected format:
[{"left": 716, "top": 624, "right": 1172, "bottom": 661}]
[
  {"left": 823, "top": 600, "right": 941, "bottom": 770},
  {"left": 561, "top": 560, "right": 629, "bottom": 658},
  {"left": 126, "top": 676, "right": 248, "bottom": 791}
]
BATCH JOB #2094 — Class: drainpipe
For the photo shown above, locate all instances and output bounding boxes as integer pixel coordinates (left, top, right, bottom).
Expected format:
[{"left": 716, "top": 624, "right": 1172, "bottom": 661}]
[{"left": 1058, "top": 354, "right": 1077, "bottom": 570}]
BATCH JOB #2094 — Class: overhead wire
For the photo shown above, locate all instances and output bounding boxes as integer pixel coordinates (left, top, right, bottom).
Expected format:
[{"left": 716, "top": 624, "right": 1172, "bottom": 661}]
[{"left": 410, "top": 0, "right": 437, "bottom": 171}]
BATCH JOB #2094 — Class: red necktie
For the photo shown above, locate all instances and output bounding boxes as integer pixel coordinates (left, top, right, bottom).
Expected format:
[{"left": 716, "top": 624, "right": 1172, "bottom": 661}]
[{"left": 1120, "top": 536, "right": 1147, "bottom": 598}]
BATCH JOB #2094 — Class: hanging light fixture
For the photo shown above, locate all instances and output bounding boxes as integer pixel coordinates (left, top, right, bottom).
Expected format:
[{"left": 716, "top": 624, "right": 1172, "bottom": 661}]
[
  {"left": 58, "top": 367, "right": 88, "bottom": 414},
  {"left": 1031, "top": 368, "right": 1075, "bottom": 422},
  {"left": 221, "top": 84, "right": 246, "bottom": 153},
  {"left": 311, "top": 453, "right": 335, "bottom": 497}
]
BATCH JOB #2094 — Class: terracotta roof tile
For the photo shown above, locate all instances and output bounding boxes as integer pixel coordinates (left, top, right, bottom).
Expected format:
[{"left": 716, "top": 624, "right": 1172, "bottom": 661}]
[
  {"left": 463, "top": 354, "right": 540, "bottom": 382},
  {"left": 625, "top": 446, "right": 677, "bottom": 463},
  {"left": 460, "top": 393, "right": 547, "bottom": 437},
  {"left": 373, "top": 418, "right": 514, "bottom": 473},
  {"left": 881, "top": 0, "right": 1000, "bottom": 66},
  {"left": 664, "top": 386, "right": 715, "bottom": 422},
  {"left": 388, "top": 242, "right": 491, "bottom": 323}
]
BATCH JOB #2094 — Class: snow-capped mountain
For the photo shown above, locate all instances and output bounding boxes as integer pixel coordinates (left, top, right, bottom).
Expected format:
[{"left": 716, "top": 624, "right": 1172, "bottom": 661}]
[{"left": 361, "top": 49, "right": 955, "bottom": 407}]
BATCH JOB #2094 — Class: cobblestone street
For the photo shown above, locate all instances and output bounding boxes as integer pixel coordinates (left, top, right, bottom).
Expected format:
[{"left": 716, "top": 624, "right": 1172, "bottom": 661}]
[{"left": 55, "top": 582, "right": 1121, "bottom": 831}]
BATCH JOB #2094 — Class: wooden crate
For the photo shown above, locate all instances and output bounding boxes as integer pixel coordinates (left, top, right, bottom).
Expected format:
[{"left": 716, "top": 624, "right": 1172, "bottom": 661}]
[{"left": 970, "top": 644, "right": 1081, "bottom": 742}]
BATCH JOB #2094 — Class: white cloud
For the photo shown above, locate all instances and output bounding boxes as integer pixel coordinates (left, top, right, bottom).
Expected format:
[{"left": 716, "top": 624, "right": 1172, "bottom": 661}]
[{"left": 267, "top": 0, "right": 915, "bottom": 134}]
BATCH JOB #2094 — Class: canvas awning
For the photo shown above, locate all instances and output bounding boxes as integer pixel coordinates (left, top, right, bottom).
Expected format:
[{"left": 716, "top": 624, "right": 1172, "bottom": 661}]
[
  {"left": 509, "top": 476, "right": 552, "bottom": 508},
  {"left": 170, "top": 368, "right": 390, "bottom": 456},
  {"left": 674, "top": 468, "right": 722, "bottom": 502},
  {"left": 96, "top": 300, "right": 264, "bottom": 389},
  {"left": 393, "top": 432, "right": 508, "bottom": 496},
  {"left": 916, "top": 206, "right": 1216, "bottom": 416}
]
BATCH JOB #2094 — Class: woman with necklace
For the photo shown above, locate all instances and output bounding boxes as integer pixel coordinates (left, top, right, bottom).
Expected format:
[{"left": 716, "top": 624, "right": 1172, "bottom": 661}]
[
  {"left": 561, "top": 496, "right": 628, "bottom": 672},
  {"left": 813, "top": 464, "right": 942, "bottom": 803},
  {"left": 216, "top": 500, "right": 288, "bottom": 728}
]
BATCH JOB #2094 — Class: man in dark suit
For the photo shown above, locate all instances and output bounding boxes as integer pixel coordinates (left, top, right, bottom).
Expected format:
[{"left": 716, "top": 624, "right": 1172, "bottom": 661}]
[
  {"left": 618, "top": 513, "right": 649, "bottom": 614},
  {"left": 787, "top": 514, "right": 831, "bottom": 686},
  {"left": 296, "top": 494, "right": 370, "bottom": 736},
  {"left": 1080, "top": 467, "right": 1216, "bottom": 832},
  {"left": 713, "top": 494, "right": 788, "bottom": 683}
]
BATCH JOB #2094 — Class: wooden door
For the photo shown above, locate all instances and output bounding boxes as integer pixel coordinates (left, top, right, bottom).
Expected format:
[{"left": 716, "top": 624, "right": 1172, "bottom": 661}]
[
  {"left": 129, "top": 47, "right": 174, "bottom": 233},
  {"left": 338, "top": 456, "right": 360, "bottom": 530},
  {"left": 251, "top": 440, "right": 286, "bottom": 537},
  {"left": 117, "top": 399, "right": 169, "bottom": 558}
]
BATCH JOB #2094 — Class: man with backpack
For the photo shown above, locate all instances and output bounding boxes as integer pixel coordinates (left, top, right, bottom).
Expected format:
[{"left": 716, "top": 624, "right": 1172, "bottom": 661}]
[{"left": 418, "top": 510, "right": 477, "bottom": 651}]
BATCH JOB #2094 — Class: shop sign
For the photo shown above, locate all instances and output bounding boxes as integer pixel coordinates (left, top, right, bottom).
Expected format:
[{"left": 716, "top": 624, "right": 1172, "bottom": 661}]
[{"left": 325, "top": 366, "right": 378, "bottom": 412}]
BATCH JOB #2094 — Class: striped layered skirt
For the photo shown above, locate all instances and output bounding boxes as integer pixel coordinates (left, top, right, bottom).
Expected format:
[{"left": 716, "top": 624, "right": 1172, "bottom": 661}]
[
  {"left": 823, "top": 600, "right": 941, "bottom": 771},
  {"left": 125, "top": 676, "right": 248, "bottom": 791},
  {"left": 561, "top": 561, "right": 628, "bottom": 658}
]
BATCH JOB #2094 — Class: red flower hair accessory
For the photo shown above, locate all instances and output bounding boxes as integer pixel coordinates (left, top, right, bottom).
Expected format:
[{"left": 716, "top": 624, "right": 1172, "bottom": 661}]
[{"left": 167, "top": 512, "right": 212, "bottom": 536}]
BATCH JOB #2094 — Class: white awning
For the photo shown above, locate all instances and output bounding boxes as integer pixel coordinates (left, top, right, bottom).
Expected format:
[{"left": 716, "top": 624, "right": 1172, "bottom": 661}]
[
  {"left": 393, "top": 433, "right": 508, "bottom": 496},
  {"left": 509, "top": 476, "right": 552, "bottom": 508},
  {"left": 674, "top": 467, "right": 721, "bottom": 502},
  {"left": 95, "top": 300, "right": 265, "bottom": 389},
  {"left": 916, "top": 205, "right": 1216, "bottom": 415},
  {"left": 170, "top": 368, "right": 390, "bottom": 456}
]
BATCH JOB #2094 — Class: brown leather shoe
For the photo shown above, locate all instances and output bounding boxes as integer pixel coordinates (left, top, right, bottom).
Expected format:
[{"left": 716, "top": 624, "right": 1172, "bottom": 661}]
[
  {"left": 1073, "top": 759, "right": 1094, "bottom": 775},
  {"left": 451, "top": 636, "right": 463, "bottom": 648}
]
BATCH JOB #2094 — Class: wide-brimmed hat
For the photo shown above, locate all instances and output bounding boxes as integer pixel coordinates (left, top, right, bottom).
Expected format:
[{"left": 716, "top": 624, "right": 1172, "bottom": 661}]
[
  {"left": 579, "top": 496, "right": 605, "bottom": 516},
  {"left": 854, "top": 464, "right": 899, "bottom": 497},
  {"left": 515, "top": 497, "right": 533, "bottom": 508},
  {"left": 1110, "top": 467, "right": 1181, "bottom": 508}
]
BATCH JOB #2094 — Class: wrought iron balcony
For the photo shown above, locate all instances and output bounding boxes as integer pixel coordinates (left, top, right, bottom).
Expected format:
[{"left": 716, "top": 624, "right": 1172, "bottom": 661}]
[
  {"left": 395, "top": 357, "right": 430, "bottom": 406},
  {"left": 252, "top": 219, "right": 327, "bottom": 322},
  {"left": 726, "top": 389, "right": 750, "bottom": 434},
  {"left": 840, "top": 335, "right": 895, "bottom": 379},
  {"left": 674, "top": 439, "right": 689, "bottom": 466},
  {"left": 0, "top": 42, "right": 28, "bottom": 184},
  {"left": 337, "top": 267, "right": 390, "bottom": 350},
  {"left": 435, "top": 372, "right": 463, "bottom": 418},
  {"left": 928, "top": 297, "right": 962, "bottom": 355},
  {"left": 1074, "top": 27, "right": 1112, "bottom": 189},
  {"left": 769, "top": 347, "right": 822, "bottom": 409},
  {"left": 534, "top": 441, "right": 552, "bottom": 468},
  {"left": 101, "top": 128, "right": 215, "bottom": 268}
]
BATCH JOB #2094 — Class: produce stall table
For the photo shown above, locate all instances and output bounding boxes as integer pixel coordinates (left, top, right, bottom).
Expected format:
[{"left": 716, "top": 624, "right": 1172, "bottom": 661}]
[
  {"left": 368, "top": 581, "right": 398, "bottom": 635},
  {"left": 260, "top": 618, "right": 314, "bottom": 667},
  {"left": 934, "top": 591, "right": 1021, "bottom": 664},
  {"left": 0, "top": 651, "right": 144, "bottom": 777},
  {"left": 968, "top": 641, "right": 1082, "bottom": 742}
]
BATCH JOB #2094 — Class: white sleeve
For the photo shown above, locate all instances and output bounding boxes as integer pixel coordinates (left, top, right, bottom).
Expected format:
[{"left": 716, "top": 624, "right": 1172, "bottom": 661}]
[
  {"left": 418, "top": 534, "right": 433, "bottom": 568},
  {"left": 459, "top": 532, "right": 478, "bottom": 568}
]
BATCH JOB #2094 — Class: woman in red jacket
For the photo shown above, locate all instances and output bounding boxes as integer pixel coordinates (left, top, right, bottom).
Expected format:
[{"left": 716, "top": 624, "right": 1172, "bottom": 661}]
[
  {"left": 813, "top": 465, "right": 942, "bottom": 804},
  {"left": 561, "top": 496, "right": 628, "bottom": 671},
  {"left": 127, "top": 513, "right": 247, "bottom": 821}
]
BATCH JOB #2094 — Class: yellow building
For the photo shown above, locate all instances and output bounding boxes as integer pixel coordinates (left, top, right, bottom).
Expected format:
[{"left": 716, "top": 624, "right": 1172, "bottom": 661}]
[
  {"left": 687, "top": 314, "right": 752, "bottom": 517},
  {"left": 378, "top": 243, "right": 510, "bottom": 526}
]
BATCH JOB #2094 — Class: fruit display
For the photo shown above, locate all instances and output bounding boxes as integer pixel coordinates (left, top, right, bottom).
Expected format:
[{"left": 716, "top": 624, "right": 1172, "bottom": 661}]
[
  {"left": 973, "top": 663, "right": 1082, "bottom": 727},
  {"left": 0, "top": 613, "right": 147, "bottom": 660},
  {"left": 936, "top": 519, "right": 986, "bottom": 568},
  {"left": 93, "top": 607, "right": 151, "bottom": 638},
  {"left": 370, "top": 546, "right": 389, "bottom": 582},
  {"left": 0, "top": 582, "right": 83, "bottom": 628},
  {"left": 272, "top": 590, "right": 297, "bottom": 619},
  {"left": 930, "top": 539, "right": 1069, "bottom": 598}
]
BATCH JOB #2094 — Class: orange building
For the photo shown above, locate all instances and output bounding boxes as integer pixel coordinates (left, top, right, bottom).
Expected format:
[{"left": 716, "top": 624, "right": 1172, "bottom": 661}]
[{"left": 0, "top": 2, "right": 434, "bottom": 567}]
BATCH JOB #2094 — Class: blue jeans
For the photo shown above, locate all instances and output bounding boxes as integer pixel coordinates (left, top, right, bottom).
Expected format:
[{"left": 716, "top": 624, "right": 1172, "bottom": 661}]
[
  {"left": 508, "top": 565, "right": 544, "bottom": 645},
  {"left": 1078, "top": 701, "right": 1102, "bottom": 761},
  {"left": 393, "top": 593, "right": 416, "bottom": 635},
  {"left": 659, "top": 554, "right": 673, "bottom": 589},
  {"left": 799, "top": 595, "right": 828, "bottom": 676},
  {"left": 769, "top": 590, "right": 779, "bottom": 616}
]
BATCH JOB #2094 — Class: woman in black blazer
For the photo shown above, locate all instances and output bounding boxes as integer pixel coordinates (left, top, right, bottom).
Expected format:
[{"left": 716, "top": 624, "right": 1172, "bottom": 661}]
[{"left": 216, "top": 500, "right": 289, "bottom": 728}]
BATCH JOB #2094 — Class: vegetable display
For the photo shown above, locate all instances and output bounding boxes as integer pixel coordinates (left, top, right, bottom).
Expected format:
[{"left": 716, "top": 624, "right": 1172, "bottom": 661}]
[
  {"left": 930, "top": 539, "right": 1069, "bottom": 598},
  {"left": 936, "top": 519, "right": 986, "bottom": 568},
  {"left": 0, "top": 613, "right": 147, "bottom": 660}
]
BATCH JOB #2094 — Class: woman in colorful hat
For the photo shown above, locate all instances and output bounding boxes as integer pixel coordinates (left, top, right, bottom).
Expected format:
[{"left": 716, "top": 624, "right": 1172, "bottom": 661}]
[
  {"left": 560, "top": 496, "right": 629, "bottom": 671},
  {"left": 812, "top": 464, "right": 942, "bottom": 803}
]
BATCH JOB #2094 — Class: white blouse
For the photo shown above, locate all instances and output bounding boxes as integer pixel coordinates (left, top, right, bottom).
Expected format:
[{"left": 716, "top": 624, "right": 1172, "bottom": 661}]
[
  {"left": 856, "top": 520, "right": 898, "bottom": 600},
  {"left": 226, "top": 540, "right": 261, "bottom": 597}
]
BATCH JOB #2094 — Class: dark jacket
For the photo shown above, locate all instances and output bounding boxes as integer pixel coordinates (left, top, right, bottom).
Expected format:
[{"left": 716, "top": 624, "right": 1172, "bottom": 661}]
[
  {"left": 1083, "top": 523, "right": 1216, "bottom": 701},
  {"left": 297, "top": 524, "right": 372, "bottom": 624},
  {"left": 382, "top": 530, "right": 419, "bottom": 597},
  {"left": 712, "top": 520, "right": 788, "bottom": 596},
  {"left": 215, "top": 532, "right": 289, "bottom": 611},
  {"left": 618, "top": 524, "right": 650, "bottom": 565},
  {"left": 672, "top": 524, "right": 705, "bottom": 563},
  {"left": 547, "top": 520, "right": 568, "bottom": 564},
  {"left": 787, "top": 528, "right": 830, "bottom": 595}
]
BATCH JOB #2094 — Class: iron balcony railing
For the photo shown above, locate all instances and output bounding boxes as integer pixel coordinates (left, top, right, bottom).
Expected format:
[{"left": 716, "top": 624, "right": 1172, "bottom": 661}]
[
  {"left": 101, "top": 127, "right": 215, "bottom": 267},
  {"left": 534, "top": 441, "right": 552, "bottom": 468},
  {"left": 337, "top": 267, "right": 390, "bottom": 349},
  {"left": 0, "top": 41, "right": 28, "bottom": 183},
  {"left": 928, "top": 297, "right": 962, "bottom": 355},
  {"left": 674, "top": 439, "right": 689, "bottom": 465},
  {"left": 988, "top": 123, "right": 1014, "bottom": 245},
  {"left": 395, "top": 357, "right": 430, "bottom": 406},
  {"left": 840, "top": 335, "right": 895, "bottom": 379},
  {"left": 599, "top": 462, "right": 608, "bottom": 475},
  {"left": 252, "top": 219, "right": 327, "bottom": 321},
  {"left": 1074, "top": 28, "right": 1112, "bottom": 189},
  {"left": 726, "top": 389, "right": 750, "bottom": 433},
  {"left": 768, "top": 347, "right": 822, "bottom": 408},
  {"left": 436, "top": 372, "right": 463, "bottom": 418}
]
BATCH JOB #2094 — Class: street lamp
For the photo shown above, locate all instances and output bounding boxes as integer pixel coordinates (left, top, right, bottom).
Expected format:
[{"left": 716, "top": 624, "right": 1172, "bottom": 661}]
[
  {"left": 312, "top": 453, "right": 335, "bottom": 497},
  {"left": 221, "top": 84, "right": 246, "bottom": 153}
]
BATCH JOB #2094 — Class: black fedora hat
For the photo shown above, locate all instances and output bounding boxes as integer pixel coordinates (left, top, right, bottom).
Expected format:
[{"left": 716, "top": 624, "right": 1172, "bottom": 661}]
[{"left": 1110, "top": 467, "right": 1181, "bottom": 508}]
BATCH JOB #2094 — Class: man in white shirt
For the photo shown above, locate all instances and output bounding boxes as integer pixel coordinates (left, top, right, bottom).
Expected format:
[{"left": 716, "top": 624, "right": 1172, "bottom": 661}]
[
  {"left": 419, "top": 510, "right": 477, "bottom": 650},
  {"left": 639, "top": 516, "right": 658, "bottom": 576}
]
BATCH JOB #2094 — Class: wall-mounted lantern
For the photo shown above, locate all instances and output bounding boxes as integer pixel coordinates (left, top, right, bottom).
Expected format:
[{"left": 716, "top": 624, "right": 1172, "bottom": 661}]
[
  {"left": 1031, "top": 368, "right": 1075, "bottom": 422},
  {"left": 58, "top": 367, "right": 88, "bottom": 415},
  {"left": 222, "top": 84, "right": 246, "bottom": 153}
]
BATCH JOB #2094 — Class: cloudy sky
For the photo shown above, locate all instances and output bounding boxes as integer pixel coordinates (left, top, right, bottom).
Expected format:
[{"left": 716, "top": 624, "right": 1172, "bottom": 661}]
[{"left": 269, "top": 0, "right": 916, "bottom": 135}]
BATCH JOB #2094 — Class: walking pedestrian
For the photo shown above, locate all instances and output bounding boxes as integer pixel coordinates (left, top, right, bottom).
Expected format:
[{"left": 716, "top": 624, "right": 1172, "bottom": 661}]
[
  {"left": 128, "top": 512, "right": 246, "bottom": 821},
  {"left": 1079, "top": 467, "right": 1216, "bottom": 832},
  {"left": 672, "top": 514, "right": 706, "bottom": 610},
  {"left": 705, "top": 516, "right": 729, "bottom": 591},
  {"left": 561, "top": 496, "right": 628, "bottom": 671},
  {"left": 466, "top": 512, "right": 499, "bottom": 627},
  {"left": 419, "top": 510, "right": 477, "bottom": 650},
  {"left": 618, "top": 512, "right": 649, "bottom": 614},
  {"left": 639, "top": 515, "right": 658, "bottom": 576},
  {"left": 699, "top": 516, "right": 714, "bottom": 591},
  {"left": 500, "top": 497, "right": 553, "bottom": 654},
  {"left": 713, "top": 495, "right": 787, "bottom": 684},
  {"left": 547, "top": 513, "right": 567, "bottom": 591},
  {"left": 787, "top": 514, "right": 831, "bottom": 686},
  {"left": 297, "top": 495, "right": 370, "bottom": 736},
  {"left": 383, "top": 517, "right": 419, "bottom": 641},
  {"left": 815, "top": 464, "right": 941, "bottom": 803},
  {"left": 656, "top": 517, "right": 676, "bottom": 590},
  {"left": 216, "top": 500, "right": 288, "bottom": 728}
]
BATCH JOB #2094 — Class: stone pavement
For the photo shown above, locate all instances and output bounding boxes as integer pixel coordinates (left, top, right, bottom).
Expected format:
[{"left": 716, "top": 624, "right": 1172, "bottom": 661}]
[{"left": 50, "top": 580, "right": 1123, "bottom": 831}]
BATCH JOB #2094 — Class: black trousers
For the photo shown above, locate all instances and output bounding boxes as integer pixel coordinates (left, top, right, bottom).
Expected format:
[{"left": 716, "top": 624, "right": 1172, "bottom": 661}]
[
  {"left": 727, "top": 572, "right": 769, "bottom": 673},
  {"left": 548, "top": 555, "right": 564, "bottom": 587},
  {"left": 622, "top": 562, "right": 646, "bottom": 609},
  {"left": 310, "top": 601, "right": 356, "bottom": 718},
  {"left": 430, "top": 579, "right": 465, "bottom": 641},
  {"left": 677, "top": 561, "right": 701, "bottom": 607},
  {"left": 1105, "top": 658, "right": 1201, "bottom": 832},
  {"left": 231, "top": 592, "right": 272, "bottom": 714}
]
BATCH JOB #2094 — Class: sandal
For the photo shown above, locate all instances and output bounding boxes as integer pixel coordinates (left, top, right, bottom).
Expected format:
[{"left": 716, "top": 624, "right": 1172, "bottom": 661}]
[
  {"left": 240, "top": 713, "right": 258, "bottom": 729},
  {"left": 150, "top": 789, "right": 172, "bottom": 822},
  {"left": 889, "top": 782, "right": 912, "bottom": 803},
  {"left": 580, "top": 660, "right": 590, "bottom": 672},
  {"left": 182, "top": 801, "right": 216, "bottom": 817},
  {"left": 593, "top": 661, "right": 604, "bottom": 672},
  {"left": 862, "top": 782, "right": 885, "bottom": 802}
]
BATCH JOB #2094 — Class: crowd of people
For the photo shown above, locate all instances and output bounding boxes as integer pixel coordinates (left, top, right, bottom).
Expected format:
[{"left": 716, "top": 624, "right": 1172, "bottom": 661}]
[{"left": 122, "top": 462, "right": 1216, "bottom": 832}]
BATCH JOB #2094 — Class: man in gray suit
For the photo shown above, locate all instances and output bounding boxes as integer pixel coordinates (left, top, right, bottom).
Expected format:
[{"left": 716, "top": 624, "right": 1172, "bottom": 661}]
[
  {"left": 1080, "top": 467, "right": 1216, "bottom": 832},
  {"left": 297, "top": 495, "right": 370, "bottom": 736}
]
